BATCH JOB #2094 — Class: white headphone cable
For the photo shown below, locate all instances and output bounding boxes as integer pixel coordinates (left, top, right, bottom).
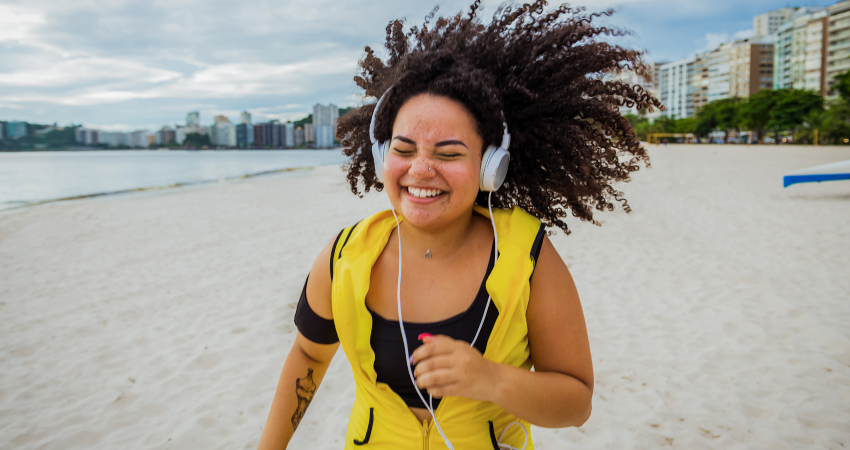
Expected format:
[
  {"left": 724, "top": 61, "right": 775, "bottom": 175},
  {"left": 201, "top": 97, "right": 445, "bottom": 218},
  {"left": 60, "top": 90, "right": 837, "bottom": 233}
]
[
  {"left": 392, "top": 192, "right": 527, "bottom": 450},
  {"left": 391, "top": 208, "right": 454, "bottom": 450}
]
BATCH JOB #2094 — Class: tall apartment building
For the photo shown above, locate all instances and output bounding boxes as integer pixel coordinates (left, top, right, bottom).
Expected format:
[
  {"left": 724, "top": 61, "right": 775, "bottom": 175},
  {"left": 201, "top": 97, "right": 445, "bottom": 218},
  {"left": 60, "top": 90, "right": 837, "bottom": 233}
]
[
  {"left": 295, "top": 127, "right": 305, "bottom": 147},
  {"left": 236, "top": 123, "right": 250, "bottom": 147},
  {"left": 187, "top": 111, "right": 200, "bottom": 126},
  {"left": 754, "top": 8, "right": 797, "bottom": 36},
  {"left": 313, "top": 104, "right": 339, "bottom": 128},
  {"left": 284, "top": 122, "right": 295, "bottom": 148},
  {"left": 657, "top": 57, "right": 695, "bottom": 118},
  {"left": 315, "top": 124, "right": 334, "bottom": 148},
  {"left": 240, "top": 111, "right": 252, "bottom": 125},
  {"left": 826, "top": 0, "right": 850, "bottom": 97},
  {"left": 6, "top": 121, "right": 27, "bottom": 139},
  {"left": 790, "top": 10, "right": 829, "bottom": 94},
  {"left": 304, "top": 123, "right": 315, "bottom": 143},
  {"left": 708, "top": 37, "right": 774, "bottom": 102},
  {"left": 691, "top": 52, "right": 711, "bottom": 113},
  {"left": 175, "top": 126, "right": 186, "bottom": 145},
  {"left": 211, "top": 115, "right": 236, "bottom": 147},
  {"left": 128, "top": 130, "right": 149, "bottom": 148}
]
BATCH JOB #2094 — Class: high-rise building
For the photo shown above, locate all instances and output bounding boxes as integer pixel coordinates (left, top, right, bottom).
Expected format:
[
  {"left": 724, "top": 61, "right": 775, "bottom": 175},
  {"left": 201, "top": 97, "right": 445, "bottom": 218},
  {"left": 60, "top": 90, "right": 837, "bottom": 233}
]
[
  {"left": 240, "top": 111, "right": 252, "bottom": 125},
  {"left": 284, "top": 122, "right": 295, "bottom": 147},
  {"left": 313, "top": 104, "right": 339, "bottom": 128},
  {"left": 775, "top": 8, "right": 827, "bottom": 90},
  {"left": 691, "top": 52, "right": 711, "bottom": 113},
  {"left": 6, "top": 121, "right": 27, "bottom": 139},
  {"left": 253, "top": 124, "right": 265, "bottom": 147},
  {"left": 74, "top": 127, "right": 97, "bottom": 145},
  {"left": 708, "top": 37, "right": 774, "bottom": 102},
  {"left": 788, "top": 9, "right": 829, "bottom": 94},
  {"left": 187, "top": 112, "right": 200, "bottom": 126},
  {"left": 175, "top": 126, "right": 186, "bottom": 145},
  {"left": 315, "top": 123, "right": 334, "bottom": 148},
  {"left": 826, "top": 0, "right": 850, "bottom": 97},
  {"left": 754, "top": 8, "right": 796, "bottom": 37},
  {"left": 304, "top": 123, "right": 315, "bottom": 143},
  {"left": 236, "top": 123, "right": 250, "bottom": 147},
  {"left": 295, "top": 127, "right": 305, "bottom": 147},
  {"left": 156, "top": 126, "right": 175, "bottom": 146},
  {"left": 657, "top": 57, "right": 696, "bottom": 118},
  {"left": 211, "top": 115, "right": 236, "bottom": 147},
  {"left": 128, "top": 130, "right": 150, "bottom": 148}
]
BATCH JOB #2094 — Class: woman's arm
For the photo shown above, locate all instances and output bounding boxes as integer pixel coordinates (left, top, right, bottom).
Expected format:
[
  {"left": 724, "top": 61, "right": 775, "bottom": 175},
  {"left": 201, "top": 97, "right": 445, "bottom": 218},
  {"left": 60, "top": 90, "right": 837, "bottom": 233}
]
[
  {"left": 411, "top": 236, "right": 593, "bottom": 428},
  {"left": 257, "top": 237, "right": 340, "bottom": 449}
]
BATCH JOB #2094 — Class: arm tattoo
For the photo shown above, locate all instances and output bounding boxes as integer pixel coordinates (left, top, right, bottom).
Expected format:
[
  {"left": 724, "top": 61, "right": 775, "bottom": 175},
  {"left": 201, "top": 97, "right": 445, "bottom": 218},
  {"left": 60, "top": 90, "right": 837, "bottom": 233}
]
[{"left": 291, "top": 367, "right": 317, "bottom": 431}]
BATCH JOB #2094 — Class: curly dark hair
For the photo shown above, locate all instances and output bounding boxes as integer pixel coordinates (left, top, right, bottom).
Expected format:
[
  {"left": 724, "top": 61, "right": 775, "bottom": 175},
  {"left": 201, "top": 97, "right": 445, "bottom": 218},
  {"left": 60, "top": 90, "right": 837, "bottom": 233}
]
[{"left": 337, "top": 0, "right": 662, "bottom": 234}]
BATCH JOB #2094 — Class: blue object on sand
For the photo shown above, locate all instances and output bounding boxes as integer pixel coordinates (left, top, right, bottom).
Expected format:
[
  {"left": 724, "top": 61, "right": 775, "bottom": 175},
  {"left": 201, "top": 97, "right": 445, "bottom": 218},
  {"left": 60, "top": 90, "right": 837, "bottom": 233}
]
[{"left": 784, "top": 160, "right": 850, "bottom": 188}]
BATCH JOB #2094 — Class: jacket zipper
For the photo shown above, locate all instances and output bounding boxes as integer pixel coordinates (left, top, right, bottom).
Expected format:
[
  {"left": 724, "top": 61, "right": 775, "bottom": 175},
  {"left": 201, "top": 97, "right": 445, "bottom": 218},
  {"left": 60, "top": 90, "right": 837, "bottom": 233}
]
[{"left": 422, "top": 420, "right": 430, "bottom": 450}]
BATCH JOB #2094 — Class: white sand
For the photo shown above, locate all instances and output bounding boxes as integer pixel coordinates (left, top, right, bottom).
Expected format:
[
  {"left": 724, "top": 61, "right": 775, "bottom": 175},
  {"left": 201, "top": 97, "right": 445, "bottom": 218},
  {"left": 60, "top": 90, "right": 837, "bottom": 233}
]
[{"left": 1, "top": 145, "right": 849, "bottom": 449}]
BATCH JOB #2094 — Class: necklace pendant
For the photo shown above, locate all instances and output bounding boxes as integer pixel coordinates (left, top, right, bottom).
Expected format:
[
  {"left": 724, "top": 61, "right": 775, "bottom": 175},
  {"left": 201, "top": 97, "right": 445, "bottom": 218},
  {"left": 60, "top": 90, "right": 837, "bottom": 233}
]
[{"left": 424, "top": 249, "right": 432, "bottom": 259}]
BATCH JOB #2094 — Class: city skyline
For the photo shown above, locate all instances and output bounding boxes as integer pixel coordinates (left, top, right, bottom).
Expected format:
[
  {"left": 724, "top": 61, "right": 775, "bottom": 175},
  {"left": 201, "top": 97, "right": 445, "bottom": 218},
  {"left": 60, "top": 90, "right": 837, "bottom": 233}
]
[{"left": 0, "top": 0, "right": 841, "bottom": 130}]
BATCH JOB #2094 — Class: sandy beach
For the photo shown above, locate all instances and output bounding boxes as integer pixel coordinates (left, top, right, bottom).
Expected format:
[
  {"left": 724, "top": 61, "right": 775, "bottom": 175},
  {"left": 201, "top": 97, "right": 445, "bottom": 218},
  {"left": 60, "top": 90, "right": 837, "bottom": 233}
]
[{"left": 1, "top": 144, "right": 849, "bottom": 449}]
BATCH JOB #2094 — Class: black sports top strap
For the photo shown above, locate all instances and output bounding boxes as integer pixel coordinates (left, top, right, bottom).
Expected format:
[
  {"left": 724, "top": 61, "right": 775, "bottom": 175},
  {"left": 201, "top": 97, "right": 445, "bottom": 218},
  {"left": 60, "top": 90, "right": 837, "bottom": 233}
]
[
  {"left": 529, "top": 223, "right": 546, "bottom": 279},
  {"left": 329, "top": 230, "right": 344, "bottom": 280},
  {"left": 330, "top": 222, "right": 360, "bottom": 281}
]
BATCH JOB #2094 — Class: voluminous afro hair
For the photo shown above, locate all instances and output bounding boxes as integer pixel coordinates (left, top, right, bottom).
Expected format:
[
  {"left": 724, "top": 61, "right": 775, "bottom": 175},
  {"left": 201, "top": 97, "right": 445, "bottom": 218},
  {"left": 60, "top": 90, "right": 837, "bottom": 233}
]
[{"left": 337, "top": 0, "right": 662, "bottom": 234}]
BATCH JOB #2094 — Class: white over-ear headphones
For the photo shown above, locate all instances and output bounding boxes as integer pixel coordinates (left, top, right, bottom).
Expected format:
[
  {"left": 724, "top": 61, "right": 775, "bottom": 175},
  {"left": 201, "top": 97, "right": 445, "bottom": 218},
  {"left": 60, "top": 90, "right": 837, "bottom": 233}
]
[{"left": 370, "top": 86, "right": 511, "bottom": 192}]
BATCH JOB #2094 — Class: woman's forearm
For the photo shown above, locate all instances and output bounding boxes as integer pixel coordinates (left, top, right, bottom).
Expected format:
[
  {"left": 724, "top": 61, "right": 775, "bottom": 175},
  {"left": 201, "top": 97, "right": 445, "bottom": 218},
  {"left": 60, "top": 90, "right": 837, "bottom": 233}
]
[
  {"left": 489, "top": 362, "right": 592, "bottom": 428},
  {"left": 257, "top": 336, "right": 337, "bottom": 450}
]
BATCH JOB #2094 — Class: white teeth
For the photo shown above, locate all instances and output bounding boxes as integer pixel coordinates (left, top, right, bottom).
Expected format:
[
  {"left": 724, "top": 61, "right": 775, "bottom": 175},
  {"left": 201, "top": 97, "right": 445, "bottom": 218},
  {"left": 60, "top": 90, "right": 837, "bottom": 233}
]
[{"left": 407, "top": 187, "right": 443, "bottom": 198}]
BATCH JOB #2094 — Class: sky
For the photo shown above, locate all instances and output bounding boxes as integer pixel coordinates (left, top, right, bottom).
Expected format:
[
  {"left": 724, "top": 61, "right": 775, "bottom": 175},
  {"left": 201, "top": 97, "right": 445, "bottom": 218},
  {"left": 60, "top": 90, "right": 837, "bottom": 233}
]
[{"left": 0, "top": 0, "right": 840, "bottom": 131}]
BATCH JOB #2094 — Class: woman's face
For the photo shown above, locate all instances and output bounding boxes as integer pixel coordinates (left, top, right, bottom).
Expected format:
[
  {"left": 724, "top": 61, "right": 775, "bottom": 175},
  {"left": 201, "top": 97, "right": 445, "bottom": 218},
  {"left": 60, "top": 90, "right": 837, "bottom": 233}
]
[{"left": 384, "top": 93, "right": 484, "bottom": 229}]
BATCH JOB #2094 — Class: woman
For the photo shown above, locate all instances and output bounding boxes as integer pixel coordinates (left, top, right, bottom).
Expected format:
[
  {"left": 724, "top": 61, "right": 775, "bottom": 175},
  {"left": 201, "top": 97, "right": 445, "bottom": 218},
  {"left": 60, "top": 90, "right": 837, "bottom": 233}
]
[{"left": 258, "top": 2, "right": 660, "bottom": 449}]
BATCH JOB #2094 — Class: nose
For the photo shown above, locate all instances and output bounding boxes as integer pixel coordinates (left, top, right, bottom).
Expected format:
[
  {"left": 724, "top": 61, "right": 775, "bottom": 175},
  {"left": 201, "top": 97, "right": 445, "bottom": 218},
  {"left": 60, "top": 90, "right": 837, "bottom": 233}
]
[{"left": 408, "top": 154, "right": 435, "bottom": 179}]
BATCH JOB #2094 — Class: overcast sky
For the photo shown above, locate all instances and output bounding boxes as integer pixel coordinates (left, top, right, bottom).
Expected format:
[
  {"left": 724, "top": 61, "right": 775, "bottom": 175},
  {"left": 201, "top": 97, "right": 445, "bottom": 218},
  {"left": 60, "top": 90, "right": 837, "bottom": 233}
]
[{"left": 0, "top": 0, "right": 839, "bottom": 131}]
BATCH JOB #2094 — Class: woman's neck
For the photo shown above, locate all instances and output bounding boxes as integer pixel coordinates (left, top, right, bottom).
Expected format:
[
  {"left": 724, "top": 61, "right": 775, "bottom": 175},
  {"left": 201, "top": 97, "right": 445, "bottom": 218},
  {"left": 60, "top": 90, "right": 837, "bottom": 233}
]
[{"left": 399, "top": 209, "right": 482, "bottom": 260}]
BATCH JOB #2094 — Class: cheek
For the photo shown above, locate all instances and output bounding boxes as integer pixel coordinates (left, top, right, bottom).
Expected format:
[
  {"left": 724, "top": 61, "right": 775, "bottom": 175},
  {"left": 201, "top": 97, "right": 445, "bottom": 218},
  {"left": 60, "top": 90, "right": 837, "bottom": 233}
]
[
  {"left": 440, "top": 162, "right": 480, "bottom": 197},
  {"left": 383, "top": 158, "right": 408, "bottom": 189}
]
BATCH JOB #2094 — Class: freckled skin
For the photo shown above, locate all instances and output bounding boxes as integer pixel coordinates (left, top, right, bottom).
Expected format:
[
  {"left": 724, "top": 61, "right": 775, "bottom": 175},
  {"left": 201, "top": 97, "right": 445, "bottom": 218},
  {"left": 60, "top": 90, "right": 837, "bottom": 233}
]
[{"left": 383, "top": 94, "right": 484, "bottom": 231}]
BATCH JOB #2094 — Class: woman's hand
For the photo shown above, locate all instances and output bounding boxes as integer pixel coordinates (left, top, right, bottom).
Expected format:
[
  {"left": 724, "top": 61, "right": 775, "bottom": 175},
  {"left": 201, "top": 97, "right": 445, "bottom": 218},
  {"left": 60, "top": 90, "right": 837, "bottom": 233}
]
[{"left": 410, "top": 334, "right": 499, "bottom": 402}]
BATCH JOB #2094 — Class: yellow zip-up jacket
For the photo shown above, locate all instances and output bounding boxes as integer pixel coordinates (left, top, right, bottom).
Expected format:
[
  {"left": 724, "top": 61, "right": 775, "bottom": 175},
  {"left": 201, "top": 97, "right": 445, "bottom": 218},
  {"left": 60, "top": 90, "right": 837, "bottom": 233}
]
[{"left": 331, "top": 205, "right": 541, "bottom": 450}]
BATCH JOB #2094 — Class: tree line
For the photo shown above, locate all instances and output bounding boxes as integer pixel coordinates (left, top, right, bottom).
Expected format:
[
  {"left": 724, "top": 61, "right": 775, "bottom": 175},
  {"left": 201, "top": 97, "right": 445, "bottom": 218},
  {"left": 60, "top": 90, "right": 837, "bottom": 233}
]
[{"left": 627, "top": 69, "right": 850, "bottom": 145}]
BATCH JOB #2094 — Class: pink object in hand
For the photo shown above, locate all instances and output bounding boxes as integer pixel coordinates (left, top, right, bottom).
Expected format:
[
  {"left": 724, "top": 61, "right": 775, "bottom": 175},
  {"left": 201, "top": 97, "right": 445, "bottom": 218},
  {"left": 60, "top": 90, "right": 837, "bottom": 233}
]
[{"left": 418, "top": 333, "right": 433, "bottom": 341}]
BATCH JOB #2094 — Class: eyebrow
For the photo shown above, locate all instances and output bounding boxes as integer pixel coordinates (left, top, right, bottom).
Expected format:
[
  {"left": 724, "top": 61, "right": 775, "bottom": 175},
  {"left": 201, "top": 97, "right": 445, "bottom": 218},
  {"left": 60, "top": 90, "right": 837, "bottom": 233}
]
[{"left": 392, "top": 135, "right": 468, "bottom": 148}]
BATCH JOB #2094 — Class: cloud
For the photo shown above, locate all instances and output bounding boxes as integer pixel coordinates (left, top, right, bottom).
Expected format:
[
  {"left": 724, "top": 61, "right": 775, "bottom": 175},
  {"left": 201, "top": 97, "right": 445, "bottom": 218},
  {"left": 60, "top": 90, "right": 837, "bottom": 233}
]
[
  {"left": 0, "top": 4, "right": 44, "bottom": 43},
  {"left": 734, "top": 29, "right": 755, "bottom": 40},
  {"left": 698, "top": 28, "right": 755, "bottom": 52},
  {"left": 0, "top": 57, "right": 181, "bottom": 87}
]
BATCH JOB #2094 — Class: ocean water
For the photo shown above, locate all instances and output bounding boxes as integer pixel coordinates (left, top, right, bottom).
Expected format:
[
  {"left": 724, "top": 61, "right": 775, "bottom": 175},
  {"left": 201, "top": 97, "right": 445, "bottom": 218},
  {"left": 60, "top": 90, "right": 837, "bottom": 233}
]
[{"left": 0, "top": 149, "right": 347, "bottom": 211}]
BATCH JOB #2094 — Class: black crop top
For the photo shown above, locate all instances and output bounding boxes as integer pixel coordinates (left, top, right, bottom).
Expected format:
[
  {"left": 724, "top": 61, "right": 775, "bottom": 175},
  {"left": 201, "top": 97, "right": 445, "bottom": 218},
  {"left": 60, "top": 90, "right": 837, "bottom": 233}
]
[{"left": 294, "top": 223, "right": 546, "bottom": 409}]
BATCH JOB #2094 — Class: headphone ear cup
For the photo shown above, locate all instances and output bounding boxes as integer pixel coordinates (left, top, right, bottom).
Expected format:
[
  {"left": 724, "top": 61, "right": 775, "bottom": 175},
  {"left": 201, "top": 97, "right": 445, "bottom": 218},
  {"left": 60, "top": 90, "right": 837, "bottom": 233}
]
[
  {"left": 480, "top": 145, "right": 510, "bottom": 192},
  {"left": 372, "top": 141, "right": 386, "bottom": 183}
]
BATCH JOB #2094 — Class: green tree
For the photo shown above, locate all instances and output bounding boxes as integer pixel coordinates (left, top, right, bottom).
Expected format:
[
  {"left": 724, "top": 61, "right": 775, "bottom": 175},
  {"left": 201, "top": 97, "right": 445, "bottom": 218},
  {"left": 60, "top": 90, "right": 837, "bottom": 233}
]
[
  {"left": 183, "top": 133, "right": 210, "bottom": 148},
  {"left": 768, "top": 89, "right": 823, "bottom": 142},
  {"left": 693, "top": 98, "right": 741, "bottom": 140},
  {"left": 739, "top": 90, "right": 782, "bottom": 143},
  {"left": 832, "top": 68, "right": 850, "bottom": 101}
]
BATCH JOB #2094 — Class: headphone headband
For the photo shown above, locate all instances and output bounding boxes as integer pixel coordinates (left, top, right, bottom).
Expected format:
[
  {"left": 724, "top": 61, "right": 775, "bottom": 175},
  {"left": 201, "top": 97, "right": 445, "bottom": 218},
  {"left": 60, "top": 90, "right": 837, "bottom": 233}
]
[{"left": 369, "top": 86, "right": 393, "bottom": 144}]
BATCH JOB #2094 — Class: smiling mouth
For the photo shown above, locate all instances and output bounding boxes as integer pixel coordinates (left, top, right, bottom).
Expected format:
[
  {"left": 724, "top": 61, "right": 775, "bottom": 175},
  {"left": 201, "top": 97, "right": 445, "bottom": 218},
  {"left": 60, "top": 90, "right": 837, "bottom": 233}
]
[{"left": 406, "top": 186, "right": 445, "bottom": 199}]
